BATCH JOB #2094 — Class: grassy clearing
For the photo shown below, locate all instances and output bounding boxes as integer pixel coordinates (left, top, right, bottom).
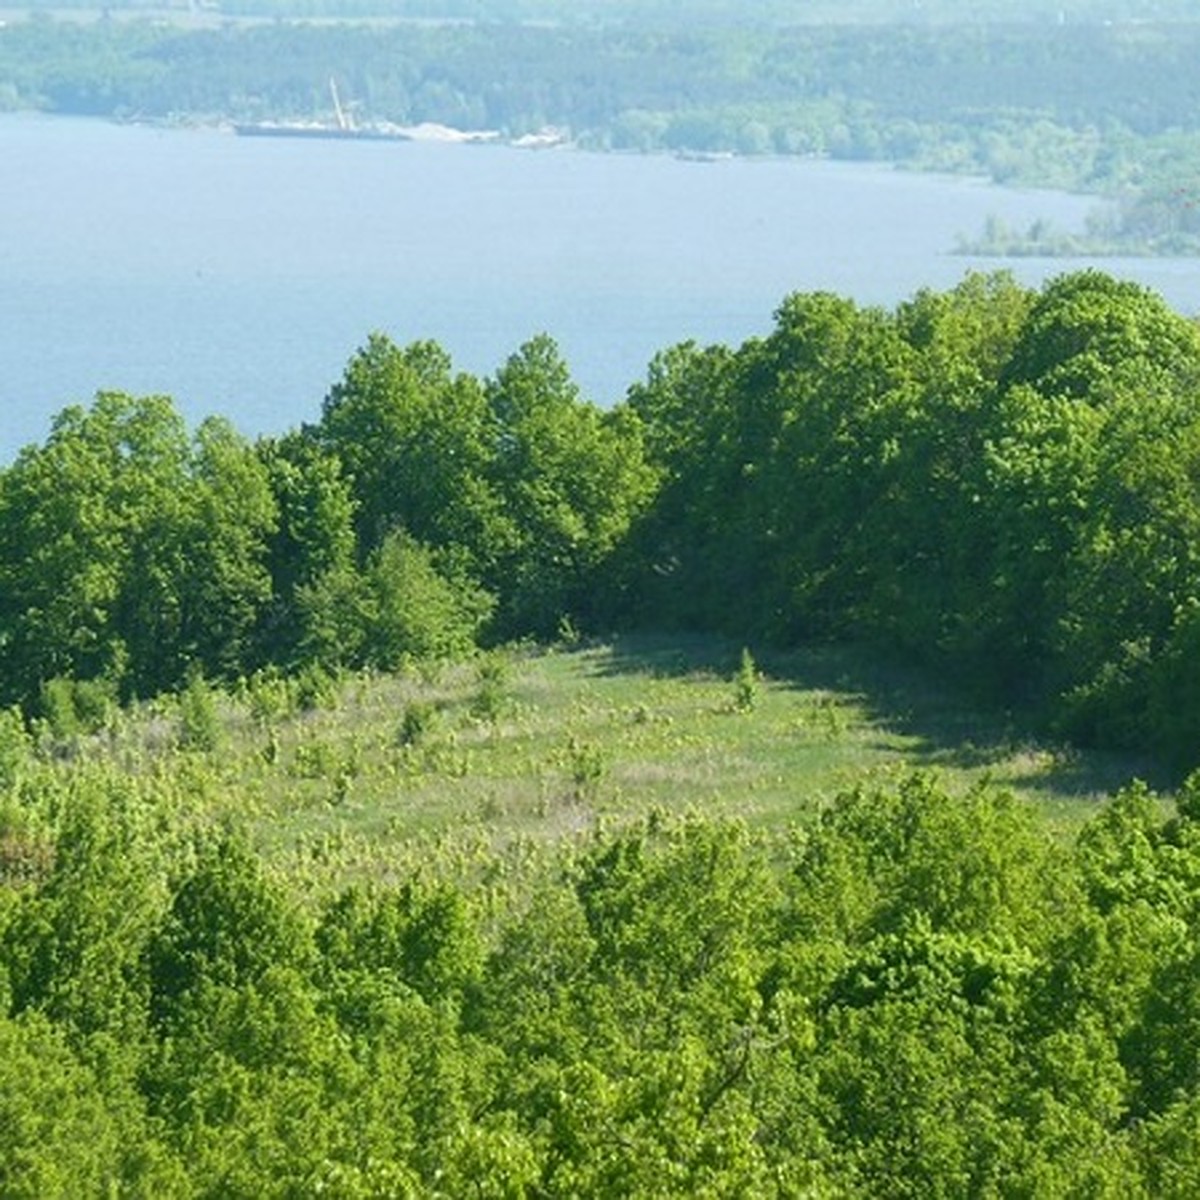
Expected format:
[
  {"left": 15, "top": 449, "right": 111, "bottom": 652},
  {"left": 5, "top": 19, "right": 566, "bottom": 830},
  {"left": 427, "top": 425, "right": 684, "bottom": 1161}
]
[
  {"left": 42, "top": 633, "right": 1157, "bottom": 897},
  {"left": 176, "top": 633, "right": 1151, "bottom": 889}
]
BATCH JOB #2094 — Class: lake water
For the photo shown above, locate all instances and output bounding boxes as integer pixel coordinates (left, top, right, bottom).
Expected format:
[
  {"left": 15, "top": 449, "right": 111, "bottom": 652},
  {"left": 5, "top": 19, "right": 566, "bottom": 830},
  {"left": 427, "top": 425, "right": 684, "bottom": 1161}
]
[{"left": 2, "top": 113, "right": 1197, "bottom": 459}]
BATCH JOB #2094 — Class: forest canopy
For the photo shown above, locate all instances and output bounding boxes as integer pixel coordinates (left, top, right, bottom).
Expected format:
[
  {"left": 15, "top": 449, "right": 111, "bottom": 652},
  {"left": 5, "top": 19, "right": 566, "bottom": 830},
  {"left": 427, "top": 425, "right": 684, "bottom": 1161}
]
[{"left": 3, "top": 690, "right": 1200, "bottom": 1193}]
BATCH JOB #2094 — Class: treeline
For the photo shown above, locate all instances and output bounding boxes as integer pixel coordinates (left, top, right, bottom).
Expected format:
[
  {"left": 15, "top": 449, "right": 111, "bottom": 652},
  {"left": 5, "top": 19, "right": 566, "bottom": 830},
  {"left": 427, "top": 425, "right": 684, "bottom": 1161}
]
[
  {"left": 4, "top": 270, "right": 1200, "bottom": 774},
  {"left": 13, "top": 0, "right": 1200, "bottom": 26},
  {"left": 4, "top": 14, "right": 1200, "bottom": 200},
  {"left": 5, "top": 757, "right": 1200, "bottom": 1193},
  {"left": 621, "top": 271, "right": 1200, "bottom": 770},
  {"left": 0, "top": 333, "right": 653, "bottom": 711}
]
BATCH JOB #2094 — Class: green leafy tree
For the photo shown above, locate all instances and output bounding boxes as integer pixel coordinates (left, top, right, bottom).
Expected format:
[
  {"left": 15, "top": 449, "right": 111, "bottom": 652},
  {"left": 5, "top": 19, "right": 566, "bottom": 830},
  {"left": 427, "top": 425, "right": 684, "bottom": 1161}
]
[
  {"left": 486, "top": 334, "right": 657, "bottom": 634},
  {"left": 0, "top": 393, "right": 190, "bottom": 705},
  {"left": 622, "top": 340, "right": 737, "bottom": 629},
  {"left": 257, "top": 432, "right": 358, "bottom": 665},
  {"left": 173, "top": 417, "right": 278, "bottom": 683},
  {"left": 1000, "top": 270, "right": 1200, "bottom": 403},
  {"left": 148, "top": 832, "right": 310, "bottom": 1032},
  {"left": 318, "top": 333, "right": 510, "bottom": 571}
]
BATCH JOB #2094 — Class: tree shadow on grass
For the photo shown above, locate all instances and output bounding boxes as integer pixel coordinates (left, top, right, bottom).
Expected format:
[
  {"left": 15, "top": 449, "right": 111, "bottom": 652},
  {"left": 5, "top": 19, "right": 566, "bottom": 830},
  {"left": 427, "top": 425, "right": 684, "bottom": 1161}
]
[
  {"left": 586, "top": 631, "right": 1171, "bottom": 801},
  {"left": 582, "top": 630, "right": 747, "bottom": 681}
]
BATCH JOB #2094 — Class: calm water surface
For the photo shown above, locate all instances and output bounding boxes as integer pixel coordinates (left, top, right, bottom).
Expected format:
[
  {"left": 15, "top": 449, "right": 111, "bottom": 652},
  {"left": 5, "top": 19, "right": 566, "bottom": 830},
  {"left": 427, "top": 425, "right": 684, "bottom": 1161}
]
[{"left": 2, "top": 114, "right": 1197, "bottom": 458}]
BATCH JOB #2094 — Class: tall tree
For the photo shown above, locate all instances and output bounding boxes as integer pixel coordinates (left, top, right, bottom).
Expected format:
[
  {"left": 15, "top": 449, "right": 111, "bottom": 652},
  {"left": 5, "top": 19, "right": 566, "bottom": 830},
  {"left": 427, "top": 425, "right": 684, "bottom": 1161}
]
[
  {"left": 0, "top": 393, "right": 191, "bottom": 705},
  {"left": 318, "top": 334, "right": 510, "bottom": 573},
  {"left": 486, "top": 334, "right": 657, "bottom": 634}
]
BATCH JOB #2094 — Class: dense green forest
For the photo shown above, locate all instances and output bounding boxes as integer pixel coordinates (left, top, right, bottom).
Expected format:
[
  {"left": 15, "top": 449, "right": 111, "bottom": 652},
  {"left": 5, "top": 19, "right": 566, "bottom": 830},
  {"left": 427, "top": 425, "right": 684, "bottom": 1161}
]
[
  {"left": 3, "top": 9, "right": 1200, "bottom": 249},
  {"left": 6, "top": 269, "right": 1200, "bottom": 1190},
  {"left": 5, "top": 271, "right": 1200, "bottom": 767}
]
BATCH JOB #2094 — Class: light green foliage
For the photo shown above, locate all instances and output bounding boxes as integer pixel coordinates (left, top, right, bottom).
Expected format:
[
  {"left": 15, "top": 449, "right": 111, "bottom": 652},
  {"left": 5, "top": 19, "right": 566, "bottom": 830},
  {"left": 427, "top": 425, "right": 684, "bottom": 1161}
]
[
  {"left": 319, "top": 333, "right": 509, "bottom": 569},
  {"left": 0, "top": 395, "right": 278, "bottom": 704},
  {"left": 295, "top": 532, "right": 493, "bottom": 673},
  {"left": 0, "top": 1012, "right": 127, "bottom": 1198},
  {"left": 732, "top": 646, "right": 759, "bottom": 713},
  {"left": 0, "top": 393, "right": 188, "bottom": 703},
  {"left": 0, "top": 707, "right": 31, "bottom": 793},
  {"left": 38, "top": 675, "right": 117, "bottom": 740},
  {"left": 565, "top": 735, "right": 606, "bottom": 803},
  {"left": 470, "top": 651, "right": 511, "bottom": 723},
  {"left": 789, "top": 773, "right": 1067, "bottom": 947},
  {"left": 0, "top": 642, "right": 1199, "bottom": 1192},
  {"left": 177, "top": 672, "right": 223, "bottom": 754},
  {"left": 363, "top": 533, "right": 494, "bottom": 668}
]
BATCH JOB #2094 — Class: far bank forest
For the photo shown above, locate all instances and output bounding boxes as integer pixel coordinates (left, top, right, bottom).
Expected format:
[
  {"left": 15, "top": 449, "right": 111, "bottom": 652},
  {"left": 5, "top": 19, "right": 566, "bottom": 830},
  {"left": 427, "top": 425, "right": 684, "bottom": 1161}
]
[
  {"left": 5, "top": 2, "right": 1200, "bottom": 252},
  {"left": 7, "top": 270, "right": 1200, "bottom": 1191}
]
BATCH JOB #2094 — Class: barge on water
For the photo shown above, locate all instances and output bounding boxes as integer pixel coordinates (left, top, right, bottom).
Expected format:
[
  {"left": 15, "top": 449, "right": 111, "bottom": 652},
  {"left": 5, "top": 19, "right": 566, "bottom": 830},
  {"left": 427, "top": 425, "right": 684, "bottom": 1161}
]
[{"left": 234, "top": 78, "right": 412, "bottom": 143}]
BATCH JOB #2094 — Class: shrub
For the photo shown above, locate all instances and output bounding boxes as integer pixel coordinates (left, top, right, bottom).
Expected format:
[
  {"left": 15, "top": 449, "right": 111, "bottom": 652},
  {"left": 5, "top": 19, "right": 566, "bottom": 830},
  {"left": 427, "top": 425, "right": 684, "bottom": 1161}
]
[
  {"left": 178, "top": 673, "right": 222, "bottom": 753},
  {"left": 732, "top": 647, "right": 759, "bottom": 714}
]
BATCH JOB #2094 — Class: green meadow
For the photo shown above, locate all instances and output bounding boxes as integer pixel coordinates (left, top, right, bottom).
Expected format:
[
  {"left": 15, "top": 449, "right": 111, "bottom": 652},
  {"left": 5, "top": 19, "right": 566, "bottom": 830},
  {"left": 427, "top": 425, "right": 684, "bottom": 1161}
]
[{"left": 53, "top": 635, "right": 1153, "bottom": 903}]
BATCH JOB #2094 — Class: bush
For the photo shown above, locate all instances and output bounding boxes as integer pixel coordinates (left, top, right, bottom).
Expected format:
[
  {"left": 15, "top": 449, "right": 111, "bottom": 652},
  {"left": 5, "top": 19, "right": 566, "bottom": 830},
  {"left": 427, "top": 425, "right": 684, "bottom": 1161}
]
[
  {"left": 38, "top": 676, "right": 117, "bottom": 739},
  {"left": 398, "top": 700, "right": 438, "bottom": 748},
  {"left": 178, "top": 673, "right": 222, "bottom": 753},
  {"left": 732, "top": 647, "right": 759, "bottom": 714},
  {"left": 470, "top": 653, "right": 510, "bottom": 723}
]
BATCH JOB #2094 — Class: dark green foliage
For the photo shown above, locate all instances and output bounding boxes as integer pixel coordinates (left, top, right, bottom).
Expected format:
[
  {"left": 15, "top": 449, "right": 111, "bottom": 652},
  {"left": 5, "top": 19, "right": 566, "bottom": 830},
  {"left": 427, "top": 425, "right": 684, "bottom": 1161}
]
[
  {"left": 314, "top": 331, "right": 653, "bottom": 643},
  {"left": 624, "top": 270, "right": 1200, "bottom": 770},
  {"left": 318, "top": 335, "right": 506, "bottom": 564}
]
